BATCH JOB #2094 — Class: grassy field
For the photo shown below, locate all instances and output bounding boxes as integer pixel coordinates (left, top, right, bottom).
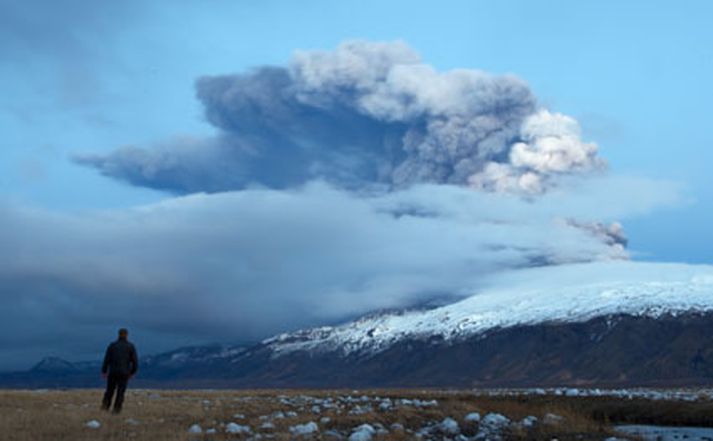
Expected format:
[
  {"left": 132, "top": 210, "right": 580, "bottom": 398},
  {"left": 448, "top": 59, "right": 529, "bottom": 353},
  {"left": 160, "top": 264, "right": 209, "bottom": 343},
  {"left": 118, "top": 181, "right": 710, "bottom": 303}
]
[{"left": 2, "top": 388, "right": 713, "bottom": 440}]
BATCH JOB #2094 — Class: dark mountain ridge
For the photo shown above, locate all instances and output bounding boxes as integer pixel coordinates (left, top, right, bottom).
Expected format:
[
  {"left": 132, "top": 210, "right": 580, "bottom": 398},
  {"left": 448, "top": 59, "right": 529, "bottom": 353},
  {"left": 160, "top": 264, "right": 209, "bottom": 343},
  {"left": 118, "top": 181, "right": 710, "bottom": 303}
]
[{"left": 2, "top": 312, "right": 713, "bottom": 389}]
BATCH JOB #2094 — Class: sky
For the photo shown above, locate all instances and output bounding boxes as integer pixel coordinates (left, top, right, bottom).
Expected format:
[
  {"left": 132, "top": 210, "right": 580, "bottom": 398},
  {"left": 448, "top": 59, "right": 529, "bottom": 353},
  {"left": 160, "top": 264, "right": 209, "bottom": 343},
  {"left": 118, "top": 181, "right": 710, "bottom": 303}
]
[{"left": 1, "top": 0, "right": 712, "bottom": 370}]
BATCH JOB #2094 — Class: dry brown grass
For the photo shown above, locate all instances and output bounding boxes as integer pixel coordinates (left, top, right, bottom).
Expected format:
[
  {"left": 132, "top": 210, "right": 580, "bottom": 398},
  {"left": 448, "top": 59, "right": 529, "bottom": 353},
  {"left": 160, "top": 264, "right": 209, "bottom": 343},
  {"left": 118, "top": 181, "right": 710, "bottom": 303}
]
[{"left": 0, "top": 388, "right": 645, "bottom": 440}]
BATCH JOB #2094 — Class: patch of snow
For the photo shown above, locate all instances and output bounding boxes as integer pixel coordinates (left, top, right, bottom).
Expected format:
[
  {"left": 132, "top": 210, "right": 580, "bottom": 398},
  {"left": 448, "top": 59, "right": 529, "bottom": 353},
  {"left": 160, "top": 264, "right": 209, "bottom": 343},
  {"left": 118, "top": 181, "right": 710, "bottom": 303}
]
[
  {"left": 85, "top": 420, "right": 101, "bottom": 429},
  {"left": 187, "top": 424, "right": 202, "bottom": 433}
]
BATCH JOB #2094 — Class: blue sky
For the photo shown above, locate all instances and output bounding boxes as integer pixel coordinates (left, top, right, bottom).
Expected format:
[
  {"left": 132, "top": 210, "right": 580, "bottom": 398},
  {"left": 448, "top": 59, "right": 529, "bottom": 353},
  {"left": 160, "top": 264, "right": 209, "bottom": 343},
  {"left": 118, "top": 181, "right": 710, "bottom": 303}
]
[
  {"left": 3, "top": 0, "right": 711, "bottom": 261},
  {"left": 1, "top": 0, "right": 712, "bottom": 368}
]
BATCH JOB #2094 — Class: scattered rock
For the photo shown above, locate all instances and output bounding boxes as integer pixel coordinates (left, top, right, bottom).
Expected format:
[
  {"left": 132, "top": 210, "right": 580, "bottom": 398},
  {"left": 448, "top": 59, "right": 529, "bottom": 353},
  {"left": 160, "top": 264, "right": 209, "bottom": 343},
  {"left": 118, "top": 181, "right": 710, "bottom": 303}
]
[
  {"left": 226, "top": 422, "right": 252, "bottom": 434},
  {"left": 521, "top": 415, "right": 538, "bottom": 427},
  {"left": 565, "top": 388, "right": 581, "bottom": 397},
  {"left": 290, "top": 421, "right": 319, "bottom": 436},
  {"left": 464, "top": 412, "right": 481, "bottom": 423},
  {"left": 414, "top": 399, "right": 438, "bottom": 407},
  {"left": 475, "top": 413, "right": 511, "bottom": 440},
  {"left": 187, "top": 424, "right": 202, "bottom": 434},
  {"left": 482, "top": 413, "right": 510, "bottom": 428},
  {"left": 349, "top": 423, "right": 376, "bottom": 441},
  {"left": 324, "top": 429, "right": 345, "bottom": 440},
  {"left": 85, "top": 420, "right": 101, "bottom": 429},
  {"left": 348, "top": 405, "right": 371, "bottom": 415},
  {"left": 543, "top": 413, "right": 565, "bottom": 425},
  {"left": 440, "top": 417, "right": 460, "bottom": 435}
]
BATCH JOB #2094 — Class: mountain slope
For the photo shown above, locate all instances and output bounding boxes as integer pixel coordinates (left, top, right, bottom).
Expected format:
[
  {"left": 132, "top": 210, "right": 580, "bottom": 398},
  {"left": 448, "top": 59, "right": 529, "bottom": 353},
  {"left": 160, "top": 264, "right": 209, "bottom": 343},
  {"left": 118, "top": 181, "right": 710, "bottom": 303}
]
[
  {"left": 264, "top": 261, "right": 713, "bottom": 357},
  {"left": 3, "top": 261, "right": 713, "bottom": 388},
  {"left": 217, "top": 312, "right": 713, "bottom": 388}
]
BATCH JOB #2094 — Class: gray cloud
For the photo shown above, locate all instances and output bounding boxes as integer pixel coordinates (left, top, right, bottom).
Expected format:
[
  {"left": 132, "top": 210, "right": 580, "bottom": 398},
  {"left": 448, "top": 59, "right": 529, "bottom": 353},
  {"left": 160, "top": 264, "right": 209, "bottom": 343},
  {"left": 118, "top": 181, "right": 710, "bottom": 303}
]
[
  {"left": 75, "top": 40, "right": 603, "bottom": 194},
  {"left": 5, "top": 39, "right": 679, "bottom": 370},
  {"left": 0, "top": 177, "right": 680, "bottom": 369}
]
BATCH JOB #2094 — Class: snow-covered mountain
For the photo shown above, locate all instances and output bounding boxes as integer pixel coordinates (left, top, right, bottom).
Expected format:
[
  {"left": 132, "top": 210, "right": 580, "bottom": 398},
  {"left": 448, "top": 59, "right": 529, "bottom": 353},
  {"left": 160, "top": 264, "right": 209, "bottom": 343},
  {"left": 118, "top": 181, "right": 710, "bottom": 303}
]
[
  {"left": 5, "top": 260, "right": 713, "bottom": 388},
  {"left": 264, "top": 261, "right": 713, "bottom": 357}
]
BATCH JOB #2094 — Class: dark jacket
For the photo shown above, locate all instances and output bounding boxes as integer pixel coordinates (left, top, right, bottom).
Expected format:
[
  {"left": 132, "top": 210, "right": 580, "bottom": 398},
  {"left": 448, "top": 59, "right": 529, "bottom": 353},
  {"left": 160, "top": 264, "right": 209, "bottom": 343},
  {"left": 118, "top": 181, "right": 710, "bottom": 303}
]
[{"left": 102, "top": 338, "right": 138, "bottom": 377}]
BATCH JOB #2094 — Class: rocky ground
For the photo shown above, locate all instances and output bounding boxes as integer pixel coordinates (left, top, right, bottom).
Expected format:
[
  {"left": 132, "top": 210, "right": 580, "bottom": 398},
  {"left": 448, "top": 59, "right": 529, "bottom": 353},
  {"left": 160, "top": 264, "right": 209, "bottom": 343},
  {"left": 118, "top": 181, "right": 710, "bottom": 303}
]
[{"left": 2, "top": 388, "right": 713, "bottom": 440}]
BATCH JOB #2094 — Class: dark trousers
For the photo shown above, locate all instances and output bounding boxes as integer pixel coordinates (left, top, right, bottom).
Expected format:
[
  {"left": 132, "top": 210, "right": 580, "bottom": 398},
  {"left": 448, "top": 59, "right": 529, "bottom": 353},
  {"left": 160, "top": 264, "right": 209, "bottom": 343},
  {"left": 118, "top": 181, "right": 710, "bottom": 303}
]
[{"left": 102, "top": 373, "right": 130, "bottom": 412}]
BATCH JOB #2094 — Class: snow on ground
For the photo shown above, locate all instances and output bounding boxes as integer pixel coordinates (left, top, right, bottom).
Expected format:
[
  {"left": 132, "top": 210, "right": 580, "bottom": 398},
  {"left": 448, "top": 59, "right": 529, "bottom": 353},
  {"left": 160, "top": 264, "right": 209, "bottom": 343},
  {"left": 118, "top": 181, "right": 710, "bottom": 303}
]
[{"left": 265, "top": 261, "right": 713, "bottom": 356}]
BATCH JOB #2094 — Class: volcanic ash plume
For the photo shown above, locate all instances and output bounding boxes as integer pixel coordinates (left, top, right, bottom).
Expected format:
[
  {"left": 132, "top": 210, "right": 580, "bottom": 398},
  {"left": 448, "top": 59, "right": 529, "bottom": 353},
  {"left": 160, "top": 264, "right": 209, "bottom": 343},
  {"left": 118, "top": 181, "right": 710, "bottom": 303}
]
[{"left": 76, "top": 40, "right": 604, "bottom": 194}]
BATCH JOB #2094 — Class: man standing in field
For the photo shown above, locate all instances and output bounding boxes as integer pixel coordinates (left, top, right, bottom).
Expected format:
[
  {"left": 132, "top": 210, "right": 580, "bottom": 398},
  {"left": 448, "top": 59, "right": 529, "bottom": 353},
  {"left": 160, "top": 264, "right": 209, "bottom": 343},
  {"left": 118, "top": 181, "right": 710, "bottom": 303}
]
[{"left": 101, "top": 328, "right": 138, "bottom": 414}]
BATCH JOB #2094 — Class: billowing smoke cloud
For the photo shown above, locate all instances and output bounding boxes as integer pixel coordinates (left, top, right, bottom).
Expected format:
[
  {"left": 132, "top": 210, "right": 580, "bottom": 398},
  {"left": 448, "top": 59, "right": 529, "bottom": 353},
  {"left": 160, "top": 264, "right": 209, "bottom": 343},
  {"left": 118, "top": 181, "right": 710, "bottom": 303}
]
[
  {"left": 3, "top": 40, "right": 682, "bottom": 369},
  {"left": 75, "top": 40, "right": 603, "bottom": 194},
  {"left": 0, "top": 176, "right": 680, "bottom": 369}
]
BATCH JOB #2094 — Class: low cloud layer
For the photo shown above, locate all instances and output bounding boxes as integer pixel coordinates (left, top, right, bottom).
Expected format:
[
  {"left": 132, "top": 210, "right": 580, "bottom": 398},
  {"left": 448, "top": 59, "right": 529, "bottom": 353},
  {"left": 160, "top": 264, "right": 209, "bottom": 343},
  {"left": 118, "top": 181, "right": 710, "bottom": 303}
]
[
  {"left": 76, "top": 40, "right": 603, "bottom": 194},
  {"left": 2, "top": 40, "right": 683, "bottom": 369},
  {"left": 0, "top": 177, "right": 680, "bottom": 369}
]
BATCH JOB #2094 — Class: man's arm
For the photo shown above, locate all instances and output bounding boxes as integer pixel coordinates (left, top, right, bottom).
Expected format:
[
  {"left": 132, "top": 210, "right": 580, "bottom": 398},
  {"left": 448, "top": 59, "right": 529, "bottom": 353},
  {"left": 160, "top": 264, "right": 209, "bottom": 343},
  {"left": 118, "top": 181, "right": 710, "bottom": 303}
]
[
  {"left": 101, "top": 344, "right": 112, "bottom": 375},
  {"left": 129, "top": 344, "right": 138, "bottom": 376}
]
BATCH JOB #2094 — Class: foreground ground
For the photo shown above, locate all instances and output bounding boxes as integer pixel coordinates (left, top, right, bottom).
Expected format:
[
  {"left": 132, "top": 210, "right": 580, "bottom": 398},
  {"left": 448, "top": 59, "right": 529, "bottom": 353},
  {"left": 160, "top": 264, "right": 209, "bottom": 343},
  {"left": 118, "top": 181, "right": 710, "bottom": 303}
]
[{"left": 2, "top": 388, "right": 713, "bottom": 440}]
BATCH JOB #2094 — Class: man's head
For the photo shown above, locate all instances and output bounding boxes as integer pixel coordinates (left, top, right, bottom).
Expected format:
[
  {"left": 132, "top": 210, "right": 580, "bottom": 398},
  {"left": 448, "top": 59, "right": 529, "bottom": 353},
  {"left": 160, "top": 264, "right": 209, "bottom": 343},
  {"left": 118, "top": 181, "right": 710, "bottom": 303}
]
[{"left": 118, "top": 328, "right": 129, "bottom": 340}]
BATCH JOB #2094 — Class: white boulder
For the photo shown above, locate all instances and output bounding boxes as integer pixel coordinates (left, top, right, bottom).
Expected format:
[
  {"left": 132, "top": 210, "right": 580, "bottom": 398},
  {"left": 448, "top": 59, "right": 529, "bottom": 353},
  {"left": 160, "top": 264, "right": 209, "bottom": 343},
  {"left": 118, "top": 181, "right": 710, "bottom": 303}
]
[{"left": 85, "top": 420, "right": 101, "bottom": 429}]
